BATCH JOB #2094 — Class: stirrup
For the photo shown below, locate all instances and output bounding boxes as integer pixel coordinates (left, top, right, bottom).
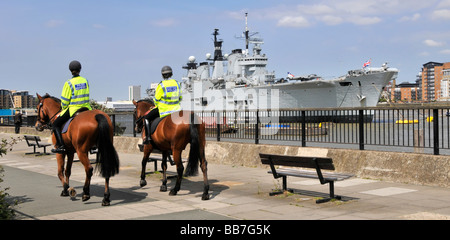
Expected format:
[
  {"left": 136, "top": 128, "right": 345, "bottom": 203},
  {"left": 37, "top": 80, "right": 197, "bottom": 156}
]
[
  {"left": 143, "top": 136, "right": 151, "bottom": 144},
  {"left": 51, "top": 146, "right": 67, "bottom": 153}
]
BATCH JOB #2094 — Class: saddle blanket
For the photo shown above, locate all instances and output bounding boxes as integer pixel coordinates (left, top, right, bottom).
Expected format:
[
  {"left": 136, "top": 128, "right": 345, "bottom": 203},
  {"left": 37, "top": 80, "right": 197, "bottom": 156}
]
[{"left": 61, "top": 107, "right": 90, "bottom": 133}]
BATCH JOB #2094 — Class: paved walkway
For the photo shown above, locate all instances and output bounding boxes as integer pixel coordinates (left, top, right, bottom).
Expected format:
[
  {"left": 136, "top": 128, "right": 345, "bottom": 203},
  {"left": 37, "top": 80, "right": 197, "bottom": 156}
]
[{"left": 2, "top": 133, "right": 450, "bottom": 220}]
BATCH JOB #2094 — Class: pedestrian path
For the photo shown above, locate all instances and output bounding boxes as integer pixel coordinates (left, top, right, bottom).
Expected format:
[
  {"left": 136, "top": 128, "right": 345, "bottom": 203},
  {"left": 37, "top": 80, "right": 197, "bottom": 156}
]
[{"left": 2, "top": 133, "right": 450, "bottom": 220}]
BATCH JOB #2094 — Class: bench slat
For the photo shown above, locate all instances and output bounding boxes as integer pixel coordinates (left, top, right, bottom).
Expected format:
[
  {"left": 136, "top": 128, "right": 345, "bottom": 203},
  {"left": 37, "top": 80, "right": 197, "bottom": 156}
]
[
  {"left": 260, "top": 153, "right": 335, "bottom": 170},
  {"left": 270, "top": 168, "right": 353, "bottom": 181}
]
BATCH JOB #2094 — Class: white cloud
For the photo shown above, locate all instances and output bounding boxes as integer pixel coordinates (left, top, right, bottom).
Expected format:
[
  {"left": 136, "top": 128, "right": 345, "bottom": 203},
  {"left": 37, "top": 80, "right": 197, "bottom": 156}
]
[
  {"left": 45, "top": 19, "right": 64, "bottom": 28},
  {"left": 440, "top": 49, "right": 450, "bottom": 54},
  {"left": 424, "top": 39, "right": 445, "bottom": 47},
  {"left": 347, "top": 16, "right": 382, "bottom": 25},
  {"left": 277, "top": 16, "right": 311, "bottom": 28},
  {"left": 437, "top": 0, "right": 450, "bottom": 8},
  {"left": 318, "top": 15, "right": 344, "bottom": 25},
  {"left": 234, "top": 0, "right": 438, "bottom": 28},
  {"left": 399, "top": 13, "right": 421, "bottom": 22},
  {"left": 431, "top": 9, "right": 450, "bottom": 20}
]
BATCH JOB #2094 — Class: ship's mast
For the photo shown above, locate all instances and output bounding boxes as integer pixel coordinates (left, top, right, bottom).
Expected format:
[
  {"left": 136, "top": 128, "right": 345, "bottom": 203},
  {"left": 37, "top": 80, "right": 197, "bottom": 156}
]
[
  {"left": 245, "top": 13, "right": 249, "bottom": 55},
  {"left": 212, "top": 29, "right": 224, "bottom": 61}
]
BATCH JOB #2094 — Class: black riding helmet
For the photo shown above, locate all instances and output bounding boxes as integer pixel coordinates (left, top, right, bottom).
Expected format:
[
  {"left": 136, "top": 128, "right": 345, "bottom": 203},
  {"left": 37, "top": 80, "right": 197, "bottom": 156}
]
[
  {"left": 161, "top": 65, "right": 173, "bottom": 79},
  {"left": 69, "top": 60, "right": 82, "bottom": 72}
]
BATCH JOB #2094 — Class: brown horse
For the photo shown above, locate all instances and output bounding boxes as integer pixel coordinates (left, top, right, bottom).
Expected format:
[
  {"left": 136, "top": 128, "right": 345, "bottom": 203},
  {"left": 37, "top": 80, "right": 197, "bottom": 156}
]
[
  {"left": 35, "top": 93, "right": 120, "bottom": 206},
  {"left": 132, "top": 99, "right": 209, "bottom": 200}
]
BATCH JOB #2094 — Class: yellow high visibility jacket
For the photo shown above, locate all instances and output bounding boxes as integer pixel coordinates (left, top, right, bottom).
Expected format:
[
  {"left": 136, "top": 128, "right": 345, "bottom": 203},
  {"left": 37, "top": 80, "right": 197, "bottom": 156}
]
[
  {"left": 60, "top": 76, "right": 92, "bottom": 117},
  {"left": 153, "top": 79, "right": 182, "bottom": 117}
]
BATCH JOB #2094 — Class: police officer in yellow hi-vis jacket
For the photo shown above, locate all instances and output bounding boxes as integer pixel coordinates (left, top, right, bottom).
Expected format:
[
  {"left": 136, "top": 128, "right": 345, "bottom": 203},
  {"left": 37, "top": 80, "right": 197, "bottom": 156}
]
[
  {"left": 51, "top": 60, "right": 92, "bottom": 153},
  {"left": 142, "top": 65, "right": 182, "bottom": 144}
]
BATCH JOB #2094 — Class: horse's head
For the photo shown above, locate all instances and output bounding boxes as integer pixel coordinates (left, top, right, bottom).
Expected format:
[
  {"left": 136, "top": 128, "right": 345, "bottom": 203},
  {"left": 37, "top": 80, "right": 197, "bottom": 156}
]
[
  {"left": 35, "top": 93, "right": 62, "bottom": 131},
  {"left": 132, "top": 99, "right": 155, "bottom": 133}
]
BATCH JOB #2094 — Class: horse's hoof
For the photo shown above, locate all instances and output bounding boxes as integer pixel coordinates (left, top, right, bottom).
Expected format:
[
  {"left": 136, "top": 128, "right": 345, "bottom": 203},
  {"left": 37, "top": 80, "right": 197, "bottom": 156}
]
[
  {"left": 160, "top": 185, "right": 167, "bottom": 192},
  {"left": 169, "top": 189, "right": 178, "bottom": 196},
  {"left": 102, "top": 199, "right": 110, "bottom": 206},
  {"left": 140, "top": 179, "right": 147, "bottom": 187},
  {"left": 61, "top": 190, "right": 69, "bottom": 197},
  {"left": 82, "top": 195, "right": 90, "bottom": 202},
  {"left": 68, "top": 187, "right": 76, "bottom": 198},
  {"left": 202, "top": 194, "right": 210, "bottom": 201}
]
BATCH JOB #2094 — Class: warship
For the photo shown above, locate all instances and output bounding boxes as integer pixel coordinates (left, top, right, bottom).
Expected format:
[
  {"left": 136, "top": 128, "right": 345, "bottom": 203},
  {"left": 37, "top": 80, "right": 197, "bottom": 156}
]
[{"left": 147, "top": 14, "right": 398, "bottom": 121}]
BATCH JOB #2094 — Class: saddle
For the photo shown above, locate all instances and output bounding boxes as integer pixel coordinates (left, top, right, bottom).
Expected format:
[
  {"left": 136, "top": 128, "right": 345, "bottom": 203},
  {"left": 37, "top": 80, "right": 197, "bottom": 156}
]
[
  {"left": 145, "top": 115, "right": 167, "bottom": 150},
  {"left": 62, "top": 107, "right": 90, "bottom": 133},
  {"left": 149, "top": 116, "right": 167, "bottom": 135}
]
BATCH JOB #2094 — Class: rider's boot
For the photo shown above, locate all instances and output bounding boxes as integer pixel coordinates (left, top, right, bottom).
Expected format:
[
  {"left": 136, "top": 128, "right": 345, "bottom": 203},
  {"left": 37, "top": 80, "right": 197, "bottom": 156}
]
[
  {"left": 143, "top": 119, "right": 151, "bottom": 144},
  {"left": 51, "top": 128, "right": 67, "bottom": 153}
]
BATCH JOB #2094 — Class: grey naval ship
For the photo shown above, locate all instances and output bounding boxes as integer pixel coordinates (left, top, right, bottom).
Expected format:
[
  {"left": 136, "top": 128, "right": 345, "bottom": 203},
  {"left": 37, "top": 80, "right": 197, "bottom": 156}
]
[{"left": 148, "top": 14, "right": 398, "bottom": 121}]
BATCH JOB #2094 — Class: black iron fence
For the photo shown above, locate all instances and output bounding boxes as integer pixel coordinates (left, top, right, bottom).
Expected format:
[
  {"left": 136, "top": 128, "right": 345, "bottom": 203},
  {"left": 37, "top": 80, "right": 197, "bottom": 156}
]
[
  {"left": 196, "top": 106, "right": 450, "bottom": 155},
  {"left": 3, "top": 105, "right": 449, "bottom": 155}
]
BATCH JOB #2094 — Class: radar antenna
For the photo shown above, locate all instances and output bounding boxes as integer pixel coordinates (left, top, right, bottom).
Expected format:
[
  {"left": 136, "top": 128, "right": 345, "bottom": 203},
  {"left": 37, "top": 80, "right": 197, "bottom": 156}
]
[{"left": 236, "top": 13, "right": 263, "bottom": 56}]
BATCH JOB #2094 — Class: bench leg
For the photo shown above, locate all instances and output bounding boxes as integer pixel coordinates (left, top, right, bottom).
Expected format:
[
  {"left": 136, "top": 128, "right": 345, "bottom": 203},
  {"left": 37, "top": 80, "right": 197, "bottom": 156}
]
[
  {"left": 315, "top": 181, "right": 342, "bottom": 204},
  {"left": 269, "top": 176, "right": 294, "bottom": 196}
]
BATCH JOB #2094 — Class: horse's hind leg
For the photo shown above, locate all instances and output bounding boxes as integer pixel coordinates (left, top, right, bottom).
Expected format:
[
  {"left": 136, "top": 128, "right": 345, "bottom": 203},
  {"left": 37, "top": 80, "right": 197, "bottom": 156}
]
[
  {"left": 102, "top": 178, "right": 111, "bottom": 206},
  {"left": 169, "top": 149, "right": 184, "bottom": 196},
  {"left": 200, "top": 148, "right": 209, "bottom": 200}
]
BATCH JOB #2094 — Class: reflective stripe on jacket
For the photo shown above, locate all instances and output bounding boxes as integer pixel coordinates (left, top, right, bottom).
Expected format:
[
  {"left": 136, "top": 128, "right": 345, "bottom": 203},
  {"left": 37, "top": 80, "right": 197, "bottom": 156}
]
[
  {"left": 60, "top": 76, "right": 92, "bottom": 117},
  {"left": 153, "top": 79, "right": 182, "bottom": 117}
]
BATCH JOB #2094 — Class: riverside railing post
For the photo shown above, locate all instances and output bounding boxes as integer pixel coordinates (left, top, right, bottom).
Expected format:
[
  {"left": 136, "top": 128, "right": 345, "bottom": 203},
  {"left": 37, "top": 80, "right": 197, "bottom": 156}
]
[
  {"left": 301, "top": 110, "right": 306, "bottom": 147},
  {"left": 433, "top": 108, "right": 439, "bottom": 155},
  {"left": 216, "top": 111, "right": 221, "bottom": 142},
  {"left": 255, "top": 110, "right": 259, "bottom": 144},
  {"left": 359, "top": 109, "right": 364, "bottom": 150},
  {"left": 112, "top": 114, "right": 116, "bottom": 136},
  {"left": 132, "top": 113, "right": 136, "bottom": 137}
]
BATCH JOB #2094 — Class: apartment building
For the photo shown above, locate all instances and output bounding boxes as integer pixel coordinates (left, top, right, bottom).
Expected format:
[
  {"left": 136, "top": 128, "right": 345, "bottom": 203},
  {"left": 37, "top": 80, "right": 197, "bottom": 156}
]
[
  {"left": 0, "top": 89, "right": 37, "bottom": 109},
  {"left": 419, "top": 61, "right": 450, "bottom": 101}
]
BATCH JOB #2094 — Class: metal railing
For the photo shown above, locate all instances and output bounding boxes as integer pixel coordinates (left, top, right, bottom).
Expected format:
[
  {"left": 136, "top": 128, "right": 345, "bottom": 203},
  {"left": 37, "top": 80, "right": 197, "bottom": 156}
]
[{"left": 196, "top": 106, "right": 450, "bottom": 155}]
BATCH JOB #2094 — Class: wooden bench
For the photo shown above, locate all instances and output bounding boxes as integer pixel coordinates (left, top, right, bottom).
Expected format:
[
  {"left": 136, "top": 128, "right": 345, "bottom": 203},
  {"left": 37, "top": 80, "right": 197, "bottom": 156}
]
[
  {"left": 138, "top": 144, "right": 187, "bottom": 173},
  {"left": 259, "top": 153, "right": 354, "bottom": 203},
  {"left": 24, "top": 135, "right": 52, "bottom": 155}
]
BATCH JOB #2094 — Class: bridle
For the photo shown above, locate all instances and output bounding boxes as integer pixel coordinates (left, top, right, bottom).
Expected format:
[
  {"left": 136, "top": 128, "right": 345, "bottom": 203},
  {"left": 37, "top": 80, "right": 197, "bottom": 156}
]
[
  {"left": 36, "top": 100, "right": 60, "bottom": 129},
  {"left": 134, "top": 108, "right": 145, "bottom": 133},
  {"left": 133, "top": 101, "right": 155, "bottom": 133}
]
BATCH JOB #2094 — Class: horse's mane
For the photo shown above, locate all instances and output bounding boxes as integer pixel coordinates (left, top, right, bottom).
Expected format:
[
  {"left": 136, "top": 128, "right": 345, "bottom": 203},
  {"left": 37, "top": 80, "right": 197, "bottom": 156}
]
[
  {"left": 137, "top": 98, "right": 154, "bottom": 106},
  {"left": 42, "top": 93, "right": 61, "bottom": 103}
]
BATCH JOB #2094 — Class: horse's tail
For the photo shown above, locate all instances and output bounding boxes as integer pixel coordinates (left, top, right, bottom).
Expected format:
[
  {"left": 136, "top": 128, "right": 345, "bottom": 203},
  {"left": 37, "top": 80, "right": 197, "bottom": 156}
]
[
  {"left": 95, "top": 114, "right": 120, "bottom": 179},
  {"left": 184, "top": 113, "right": 201, "bottom": 177}
]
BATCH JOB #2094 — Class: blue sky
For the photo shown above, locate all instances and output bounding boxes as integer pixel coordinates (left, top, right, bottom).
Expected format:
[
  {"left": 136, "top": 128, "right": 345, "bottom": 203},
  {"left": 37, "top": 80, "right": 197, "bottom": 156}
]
[{"left": 1, "top": 0, "right": 450, "bottom": 102}]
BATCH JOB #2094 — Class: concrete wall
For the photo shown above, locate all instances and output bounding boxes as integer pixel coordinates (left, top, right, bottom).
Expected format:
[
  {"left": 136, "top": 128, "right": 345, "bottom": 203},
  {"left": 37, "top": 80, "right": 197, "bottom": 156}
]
[
  {"left": 111, "top": 136, "right": 450, "bottom": 188},
  {"left": 3, "top": 126, "right": 449, "bottom": 188}
]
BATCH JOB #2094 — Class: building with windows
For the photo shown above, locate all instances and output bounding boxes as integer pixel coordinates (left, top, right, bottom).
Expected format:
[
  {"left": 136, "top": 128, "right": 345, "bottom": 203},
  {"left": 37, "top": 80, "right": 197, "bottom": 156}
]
[
  {"left": 0, "top": 89, "right": 37, "bottom": 109},
  {"left": 128, "top": 85, "right": 141, "bottom": 101},
  {"left": 419, "top": 62, "right": 450, "bottom": 101},
  {"left": 441, "top": 68, "right": 450, "bottom": 101}
]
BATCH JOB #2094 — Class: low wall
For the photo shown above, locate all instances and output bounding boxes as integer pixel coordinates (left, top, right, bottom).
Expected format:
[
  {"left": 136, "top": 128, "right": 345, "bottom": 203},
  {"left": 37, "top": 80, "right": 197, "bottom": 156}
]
[
  {"left": 2, "top": 127, "right": 449, "bottom": 188},
  {"left": 113, "top": 136, "right": 450, "bottom": 188}
]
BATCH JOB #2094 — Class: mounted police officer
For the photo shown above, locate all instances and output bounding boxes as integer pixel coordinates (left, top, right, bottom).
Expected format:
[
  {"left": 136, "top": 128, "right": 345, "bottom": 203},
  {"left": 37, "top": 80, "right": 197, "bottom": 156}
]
[
  {"left": 51, "top": 60, "right": 92, "bottom": 153},
  {"left": 142, "top": 65, "right": 182, "bottom": 144}
]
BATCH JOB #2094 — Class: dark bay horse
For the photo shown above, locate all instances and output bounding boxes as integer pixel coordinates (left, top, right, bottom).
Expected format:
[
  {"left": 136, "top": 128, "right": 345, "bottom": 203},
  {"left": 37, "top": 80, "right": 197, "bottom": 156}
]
[
  {"left": 132, "top": 99, "right": 209, "bottom": 200},
  {"left": 35, "top": 93, "right": 120, "bottom": 206}
]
